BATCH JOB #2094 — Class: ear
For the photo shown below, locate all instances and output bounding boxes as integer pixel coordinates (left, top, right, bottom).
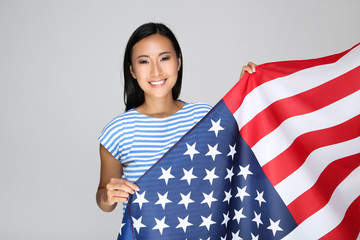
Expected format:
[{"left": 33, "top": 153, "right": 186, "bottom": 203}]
[
  {"left": 177, "top": 55, "right": 182, "bottom": 71},
  {"left": 129, "top": 65, "right": 136, "bottom": 79}
]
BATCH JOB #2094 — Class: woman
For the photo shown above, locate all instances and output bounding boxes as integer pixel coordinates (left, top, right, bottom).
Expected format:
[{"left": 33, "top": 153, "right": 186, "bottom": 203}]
[{"left": 96, "top": 22, "right": 256, "bottom": 224}]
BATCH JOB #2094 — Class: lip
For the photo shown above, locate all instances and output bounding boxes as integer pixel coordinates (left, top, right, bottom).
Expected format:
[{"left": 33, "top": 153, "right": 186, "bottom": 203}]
[{"left": 149, "top": 79, "right": 166, "bottom": 87}]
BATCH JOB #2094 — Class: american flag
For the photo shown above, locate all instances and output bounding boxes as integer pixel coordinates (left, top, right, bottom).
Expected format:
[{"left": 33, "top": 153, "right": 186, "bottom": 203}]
[{"left": 118, "top": 43, "right": 360, "bottom": 240}]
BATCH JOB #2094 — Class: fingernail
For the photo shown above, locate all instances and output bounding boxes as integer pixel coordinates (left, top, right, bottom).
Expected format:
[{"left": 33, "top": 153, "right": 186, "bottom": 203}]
[{"left": 136, "top": 187, "right": 140, "bottom": 191}]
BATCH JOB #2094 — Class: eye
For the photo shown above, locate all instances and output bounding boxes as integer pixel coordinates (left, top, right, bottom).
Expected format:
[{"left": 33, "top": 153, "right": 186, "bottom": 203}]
[
  {"left": 138, "top": 59, "right": 149, "bottom": 64},
  {"left": 160, "top": 56, "right": 170, "bottom": 61}
]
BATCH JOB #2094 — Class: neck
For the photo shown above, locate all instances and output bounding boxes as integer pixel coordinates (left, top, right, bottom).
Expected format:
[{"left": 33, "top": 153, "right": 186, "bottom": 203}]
[{"left": 136, "top": 96, "right": 185, "bottom": 118}]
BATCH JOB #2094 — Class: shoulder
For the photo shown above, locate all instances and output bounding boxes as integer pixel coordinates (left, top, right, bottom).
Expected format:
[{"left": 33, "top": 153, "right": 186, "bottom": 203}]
[
  {"left": 178, "top": 102, "right": 212, "bottom": 120},
  {"left": 184, "top": 102, "right": 212, "bottom": 112},
  {"left": 99, "top": 109, "right": 139, "bottom": 136}
]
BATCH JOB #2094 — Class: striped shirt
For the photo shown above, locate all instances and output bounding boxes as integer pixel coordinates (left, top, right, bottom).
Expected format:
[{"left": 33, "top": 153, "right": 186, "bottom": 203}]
[{"left": 98, "top": 102, "right": 212, "bottom": 183}]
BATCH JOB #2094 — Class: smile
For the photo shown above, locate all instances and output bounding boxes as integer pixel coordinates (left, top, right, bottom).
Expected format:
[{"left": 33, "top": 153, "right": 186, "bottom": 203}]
[{"left": 149, "top": 79, "right": 166, "bottom": 86}]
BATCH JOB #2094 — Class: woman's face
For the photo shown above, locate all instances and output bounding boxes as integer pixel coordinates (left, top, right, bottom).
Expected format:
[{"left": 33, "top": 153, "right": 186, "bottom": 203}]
[{"left": 130, "top": 34, "right": 181, "bottom": 101}]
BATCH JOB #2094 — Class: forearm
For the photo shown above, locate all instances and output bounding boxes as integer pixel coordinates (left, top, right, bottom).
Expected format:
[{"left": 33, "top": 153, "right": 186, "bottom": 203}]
[{"left": 96, "top": 188, "right": 117, "bottom": 212}]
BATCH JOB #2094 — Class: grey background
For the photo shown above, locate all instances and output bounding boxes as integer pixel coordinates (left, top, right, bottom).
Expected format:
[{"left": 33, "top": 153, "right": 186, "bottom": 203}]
[{"left": 1, "top": 0, "right": 359, "bottom": 239}]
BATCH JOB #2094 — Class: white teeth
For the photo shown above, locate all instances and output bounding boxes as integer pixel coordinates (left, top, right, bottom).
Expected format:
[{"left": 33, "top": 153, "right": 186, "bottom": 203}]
[{"left": 150, "top": 80, "right": 165, "bottom": 85}]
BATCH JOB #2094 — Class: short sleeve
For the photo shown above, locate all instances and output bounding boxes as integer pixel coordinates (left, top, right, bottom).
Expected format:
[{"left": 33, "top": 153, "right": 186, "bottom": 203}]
[
  {"left": 98, "top": 116, "right": 124, "bottom": 161},
  {"left": 192, "top": 102, "right": 212, "bottom": 119}
]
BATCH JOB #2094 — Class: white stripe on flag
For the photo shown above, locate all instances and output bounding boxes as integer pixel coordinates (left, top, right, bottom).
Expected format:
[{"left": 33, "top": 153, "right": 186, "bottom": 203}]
[
  {"left": 275, "top": 136, "right": 360, "bottom": 205},
  {"left": 253, "top": 90, "right": 360, "bottom": 167},
  {"left": 282, "top": 167, "right": 360, "bottom": 240},
  {"left": 233, "top": 44, "right": 360, "bottom": 131}
]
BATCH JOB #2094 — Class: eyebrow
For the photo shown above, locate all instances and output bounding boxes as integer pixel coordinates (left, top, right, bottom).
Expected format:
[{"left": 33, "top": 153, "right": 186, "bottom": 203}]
[{"left": 136, "top": 51, "right": 172, "bottom": 59}]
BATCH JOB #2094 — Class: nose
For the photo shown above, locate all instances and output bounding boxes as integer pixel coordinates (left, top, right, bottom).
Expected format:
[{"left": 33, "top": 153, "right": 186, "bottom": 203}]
[{"left": 150, "top": 61, "right": 163, "bottom": 77}]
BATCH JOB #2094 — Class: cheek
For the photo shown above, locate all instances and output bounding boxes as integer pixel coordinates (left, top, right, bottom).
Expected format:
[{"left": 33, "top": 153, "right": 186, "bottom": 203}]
[
  {"left": 169, "top": 62, "right": 180, "bottom": 75},
  {"left": 132, "top": 66, "right": 147, "bottom": 79}
]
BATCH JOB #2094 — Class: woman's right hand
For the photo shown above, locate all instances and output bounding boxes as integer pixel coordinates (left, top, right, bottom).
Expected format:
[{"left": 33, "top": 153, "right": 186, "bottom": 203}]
[
  {"left": 103, "top": 178, "right": 140, "bottom": 205},
  {"left": 97, "top": 144, "right": 140, "bottom": 212}
]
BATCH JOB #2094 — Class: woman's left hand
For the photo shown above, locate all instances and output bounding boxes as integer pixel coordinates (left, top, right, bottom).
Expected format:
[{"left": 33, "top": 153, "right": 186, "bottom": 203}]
[{"left": 240, "top": 62, "right": 257, "bottom": 78}]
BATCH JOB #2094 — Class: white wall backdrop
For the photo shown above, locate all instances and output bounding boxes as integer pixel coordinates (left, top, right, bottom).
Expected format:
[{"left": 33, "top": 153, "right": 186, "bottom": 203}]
[{"left": 1, "top": 0, "right": 359, "bottom": 239}]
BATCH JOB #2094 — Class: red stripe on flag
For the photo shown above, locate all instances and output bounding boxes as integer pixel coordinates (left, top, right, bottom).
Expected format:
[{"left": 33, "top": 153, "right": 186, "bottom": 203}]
[
  {"left": 263, "top": 115, "right": 360, "bottom": 186},
  {"left": 287, "top": 154, "right": 360, "bottom": 225},
  {"left": 319, "top": 196, "right": 360, "bottom": 240},
  {"left": 240, "top": 67, "right": 360, "bottom": 148},
  {"left": 222, "top": 45, "right": 357, "bottom": 114}
]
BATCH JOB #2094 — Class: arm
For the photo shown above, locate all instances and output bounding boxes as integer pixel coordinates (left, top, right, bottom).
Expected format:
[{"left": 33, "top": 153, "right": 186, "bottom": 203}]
[{"left": 96, "top": 144, "right": 140, "bottom": 212}]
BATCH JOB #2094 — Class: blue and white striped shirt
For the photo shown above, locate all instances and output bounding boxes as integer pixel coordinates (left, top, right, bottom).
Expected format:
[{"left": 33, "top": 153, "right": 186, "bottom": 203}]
[{"left": 98, "top": 102, "right": 212, "bottom": 183}]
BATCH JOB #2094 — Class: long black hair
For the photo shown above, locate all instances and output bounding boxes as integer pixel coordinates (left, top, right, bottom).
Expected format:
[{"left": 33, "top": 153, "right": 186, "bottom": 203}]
[{"left": 123, "top": 23, "right": 183, "bottom": 111}]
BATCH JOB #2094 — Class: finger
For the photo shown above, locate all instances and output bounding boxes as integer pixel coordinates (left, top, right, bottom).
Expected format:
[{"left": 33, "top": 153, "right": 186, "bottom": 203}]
[
  {"left": 119, "top": 184, "right": 137, "bottom": 194},
  {"left": 124, "top": 181, "right": 140, "bottom": 192},
  {"left": 107, "top": 180, "right": 140, "bottom": 194},
  {"left": 107, "top": 182, "right": 134, "bottom": 194},
  {"left": 247, "top": 62, "right": 257, "bottom": 72},
  {"left": 244, "top": 66, "right": 254, "bottom": 74},
  {"left": 111, "top": 190, "right": 131, "bottom": 199},
  {"left": 108, "top": 196, "right": 129, "bottom": 203},
  {"left": 111, "top": 178, "right": 140, "bottom": 192},
  {"left": 108, "top": 190, "right": 131, "bottom": 203},
  {"left": 240, "top": 66, "right": 252, "bottom": 78}
]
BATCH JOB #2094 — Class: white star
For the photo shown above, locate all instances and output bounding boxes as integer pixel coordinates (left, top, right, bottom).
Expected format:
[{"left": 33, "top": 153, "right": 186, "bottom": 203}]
[
  {"left": 152, "top": 216, "right": 169, "bottom": 235},
  {"left": 155, "top": 192, "right": 172, "bottom": 210},
  {"left": 255, "top": 190, "right": 266, "bottom": 207},
  {"left": 133, "top": 191, "right": 149, "bottom": 209},
  {"left": 224, "top": 167, "right": 234, "bottom": 182},
  {"left": 238, "top": 164, "right": 253, "bottom": 180},
  {"left": 183, "top": 142, "right": 199, "bottom": 161},
  {"left": 231, "top": 230, "right": 243, "bottom": 240},
  {"left": 203, "top": 167, "right": 219, "bottom": 185},
  {"left": 181, "top": 167, "right": 197, "bottom": 185},
  {"left": 223, "top": 189, "right": 232, "bottom": 204},
  {"left": 252, "top": 211, "right": 263, "bottom": 228},
  {"left": 176, "top": 215, "right": 193, "bottom": 233},
  {"left": 235, "top": 186, "right": 250, "bottom": 201},
  {"left": 221, "top": 211, "right": 230, "bottom": 227},
  {"left": 132, "top": 216, "right": 146, "bottom": 234},
  {"left": 250, "top": 233, "right": 259, "bottom": 240},
  {"left": 199, "top": 214, "right": 216, "bottom": 231},
  {"left": 208, "top": 119, "right": 224, "bottom": 137},
  {"left": 119, "top": 222, "right": 125, "bottom": 235},
  {"left": 206, "top": 143, "right": 222, "bottom": 161},
  {"left": 267, "top": 218, "right": 283, "bottom": 236},
  {"left": 220, "top": 234, "right": 227, "bottom": 240},
  {"left": 178, "top": 192, "right": 194, "bottom": 209},
  {"left": 201, "top": 191, "right": 218, "bottom": 208},
  {"left": 227, "top": 143, "right": 237, "bottom": 160},
  {"left": 233, "top": 207, "right": 246, "bottom": 224},
  {"left": 159, "top": 167, "right": 175, "bottom": 185}
]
